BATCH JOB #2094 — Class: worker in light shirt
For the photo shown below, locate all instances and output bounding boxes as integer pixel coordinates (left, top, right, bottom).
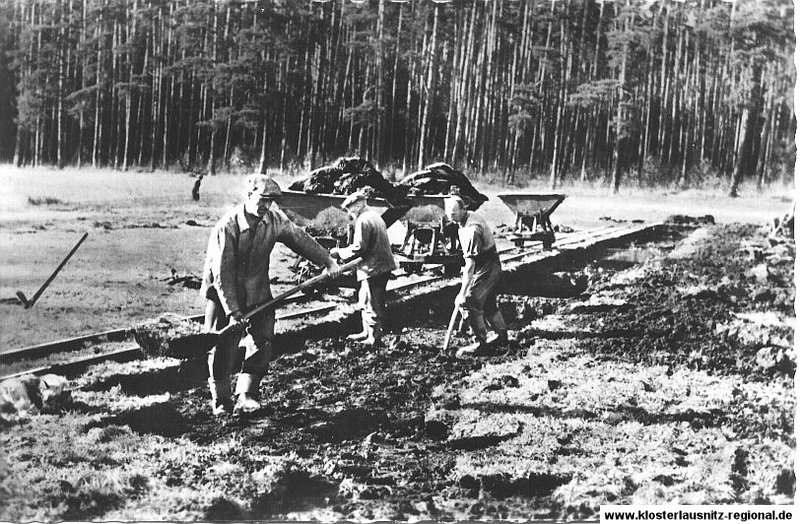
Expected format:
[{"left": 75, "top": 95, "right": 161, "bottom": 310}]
[
  {"left": 331, "top": 190, "right": 398, "bottom": 347},
  {"left": 444, "top": 195, "right": 508, "bottom": 357}
]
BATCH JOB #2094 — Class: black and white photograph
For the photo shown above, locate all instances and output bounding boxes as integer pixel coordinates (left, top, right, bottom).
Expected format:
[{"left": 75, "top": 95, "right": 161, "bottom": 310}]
[{"left": 0, "top": 0, "right": 795, "bottom": 520}]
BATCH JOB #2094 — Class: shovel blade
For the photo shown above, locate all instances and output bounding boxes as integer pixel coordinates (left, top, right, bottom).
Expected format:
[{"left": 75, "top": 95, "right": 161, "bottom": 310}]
[{"left": 15, "top": 291, "right": 29, "bottom": 308}]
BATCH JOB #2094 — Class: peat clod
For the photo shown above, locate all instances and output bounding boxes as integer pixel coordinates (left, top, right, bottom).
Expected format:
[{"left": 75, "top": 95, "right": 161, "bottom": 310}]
[
  {"left": 309, "top": 408, "right": 388, "bottom": 443},
  {"left": 665, "top": 214, "right": 715, "bottom": 226},
  {"left": 448, "top": 416, "right": 522, "bottom": 450},
  {"left": 163, "top": 268, "right": 202, "bottom": 289},
  {"left": 461, "top": 472, "right": 572, "bottom": 498},
  {"left": 94, "top": 401, "right": 191, "bottom": 438},
  {"left": 250, "top": 459, "right": 338, "bottom": 516},
  {"left": 133, "top": 313, "right": 216, "bottom": 359},
  {"left": 205, "top": 497, "right": 246, "bottom": 521},
  {"left": 775, "top": 468, "right": 795, "bottom": 496}
]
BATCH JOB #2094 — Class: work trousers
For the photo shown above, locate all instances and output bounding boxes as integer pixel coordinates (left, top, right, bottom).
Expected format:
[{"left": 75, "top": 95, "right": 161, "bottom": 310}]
[
  {"left": 358, "top": 272, "right": 391, "bottom": 335},
  {"left": 205, "top": 291, "right": 275, "bottom": 399},
  {"left": 460, "top": 255, "right": 506, "bottom": 341}
]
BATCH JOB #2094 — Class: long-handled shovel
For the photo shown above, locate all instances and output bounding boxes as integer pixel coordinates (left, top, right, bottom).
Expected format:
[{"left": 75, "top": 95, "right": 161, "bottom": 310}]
[
  {"left": 134, "top": 257, "right": 363, "bottom": 358},
  {"left": 215, "top": 256, "right": 363, "bottom": 340},
  {"left": 442, "top": 305, "right": 460, "bottom": 352}
]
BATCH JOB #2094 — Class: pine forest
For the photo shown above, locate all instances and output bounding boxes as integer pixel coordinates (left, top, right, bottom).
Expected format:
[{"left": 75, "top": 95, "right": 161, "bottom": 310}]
[{"left": 0, "top": 0, "right": 794, "bottom": 195}]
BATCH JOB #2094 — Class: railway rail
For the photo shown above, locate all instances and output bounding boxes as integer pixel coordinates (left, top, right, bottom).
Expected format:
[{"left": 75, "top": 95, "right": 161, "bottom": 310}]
[{"left": 0, "top": 221, "right": 665, "bottom": 381}]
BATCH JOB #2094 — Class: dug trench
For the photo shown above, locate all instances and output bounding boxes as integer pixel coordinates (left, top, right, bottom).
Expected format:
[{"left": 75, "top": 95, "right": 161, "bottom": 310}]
[{"left": 0, "top": 222, "right": 794, "bottom": 521}]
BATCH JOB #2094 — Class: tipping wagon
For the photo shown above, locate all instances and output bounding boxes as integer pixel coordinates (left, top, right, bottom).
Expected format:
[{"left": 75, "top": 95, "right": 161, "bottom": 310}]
[
  {"left": 278, "top": 189, "right": 390, "bottom": 223},
  {"left": 277, "top": 189, "right": 391, "bottom": 243},
  {"left": 496, "top": 193, "right": 567, "bottom": 249},
  {"left": 395, "top": 194, "right": 463, "bottom": 275}
]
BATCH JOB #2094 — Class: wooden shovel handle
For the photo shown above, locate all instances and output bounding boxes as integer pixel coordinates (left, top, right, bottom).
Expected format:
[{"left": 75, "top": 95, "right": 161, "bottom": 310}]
[
  {"left": 215, "top": 257, "right": 363, "bottom": 338},
  {"left": 442, "top": 305, "right": 460, "bottom": 352},
  {"left": 244, "top": 257, "right": 362, "bottom": 320}
]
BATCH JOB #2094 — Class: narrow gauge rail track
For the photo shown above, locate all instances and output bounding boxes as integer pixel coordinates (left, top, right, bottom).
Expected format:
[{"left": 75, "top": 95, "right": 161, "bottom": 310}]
[{"left": 0, "top": 222, "right": 664, "bottom": 381}]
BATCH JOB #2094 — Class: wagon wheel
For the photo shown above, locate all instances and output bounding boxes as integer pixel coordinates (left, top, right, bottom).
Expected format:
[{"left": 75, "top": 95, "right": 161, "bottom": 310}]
[
  {"left": 402, "top": 262, "right": 424, "bottom": 274},
  {"left": 443, "top": 261, "right": 462, "bottom": 276}
]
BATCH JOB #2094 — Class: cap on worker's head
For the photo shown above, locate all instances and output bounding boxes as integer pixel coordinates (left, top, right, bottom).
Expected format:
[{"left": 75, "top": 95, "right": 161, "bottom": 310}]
[
  {"left": 341, "top": 190, "right": 368, "bottom": 209},
  {"left": 245, "top": 174, "right": 282, "bottom": 197},
  {"left": 444, "top": 195, "right": 466, "bottom": 210}
]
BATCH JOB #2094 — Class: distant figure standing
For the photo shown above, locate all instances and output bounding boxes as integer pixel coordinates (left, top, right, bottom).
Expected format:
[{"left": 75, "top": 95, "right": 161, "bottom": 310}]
[
  {"left": 444, "top": 196, "right": 508, "bottom": 357},
  {"left": 192, "top": 175, "right": 204, "bottom": 201},
  {"left": 331, "top": 190, "right": 397, "bottom": 347},
  {"left": 200, "top": 175, "right": 341, "bottom": 416}
]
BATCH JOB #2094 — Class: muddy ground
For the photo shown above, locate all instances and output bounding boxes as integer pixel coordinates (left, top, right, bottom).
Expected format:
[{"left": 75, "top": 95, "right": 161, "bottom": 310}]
[{"left": 0, "top": 220, "right": 794, "bottom": 521}]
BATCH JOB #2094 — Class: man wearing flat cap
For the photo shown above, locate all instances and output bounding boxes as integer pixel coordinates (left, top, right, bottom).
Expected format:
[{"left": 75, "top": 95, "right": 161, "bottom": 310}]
[
  {"left": 201, "top": 174, "right": 341, "bottom": 416},
  {"left": 331, "top": 189, "right": 397, "bottom": 347}
]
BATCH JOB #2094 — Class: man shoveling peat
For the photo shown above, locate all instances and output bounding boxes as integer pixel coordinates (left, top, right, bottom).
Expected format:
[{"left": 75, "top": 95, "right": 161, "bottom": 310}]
[{"left": 200, "top": 175, "right": 342, "bottom": 416}]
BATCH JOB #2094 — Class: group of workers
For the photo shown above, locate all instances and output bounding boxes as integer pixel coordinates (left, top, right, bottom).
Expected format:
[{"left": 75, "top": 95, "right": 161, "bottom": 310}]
[{"left": 200, "top": 174, "right": 508, "bottom": 416}]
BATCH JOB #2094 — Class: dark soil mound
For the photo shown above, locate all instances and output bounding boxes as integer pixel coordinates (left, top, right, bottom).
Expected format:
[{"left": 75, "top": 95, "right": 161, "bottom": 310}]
[
  {"left": 398, "top": 162, "right": 488, "bottom": 211},
  {"left": 288, "top": 157, "right": 400, "bottom": 201},
  {"left": 570, "top": 224, "right": 795, "bottom": 380},
  {"left": 288, "top": 158, "right": 488, "bottom": 211}
]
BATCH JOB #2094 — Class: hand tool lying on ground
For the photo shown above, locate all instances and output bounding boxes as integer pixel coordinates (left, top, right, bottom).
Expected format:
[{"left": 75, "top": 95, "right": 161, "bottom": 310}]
[
  {"left": 16, "top": 232, "right": 89, "bottom": 309},
  {"left": 134, "top": 257, "right": 363, "bottom": 358}
]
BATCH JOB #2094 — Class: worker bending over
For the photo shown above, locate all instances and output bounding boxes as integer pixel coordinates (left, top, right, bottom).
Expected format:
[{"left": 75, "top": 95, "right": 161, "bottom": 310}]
[
  {"left": 444, "top": 195, "right": 508, "bottom": 357},
  {"left": 201, "top": 175, "right": 341, "bottom": 416},
  {"left": 331, "top": 190, "right": 397, "bottom": 347}
]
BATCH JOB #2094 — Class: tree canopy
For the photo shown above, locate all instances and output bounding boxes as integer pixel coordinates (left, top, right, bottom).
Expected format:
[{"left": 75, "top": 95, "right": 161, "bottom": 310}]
[{"left": 0, "top": 0, "right": 794, "bottom": 193}]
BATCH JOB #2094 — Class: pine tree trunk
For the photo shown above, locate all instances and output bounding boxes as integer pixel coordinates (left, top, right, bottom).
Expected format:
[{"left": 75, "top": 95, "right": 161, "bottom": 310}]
[
  {"left": 150, "top": 10, "right": 160, "bottom": 172},
  {"left": 611, "top": 4, "right": 629, "bottom": 194},
  {"left": 92, "top": 2, "right": 103, "bottom": 167},
  {"left": 207, "top": 4, "right": 218, "bottom": 175},
  {"left": 728, "top": 64, "right": 763, "bottom": 198},
  {"left": 137, "top": 41, "right": 149, "bottom": 167},
  {"left": 123, "top": 0, "right": 137, "bottom": 170},
  {"left": 418, "top": 5, "right": 439, "bottom": 170},
  {"left": 162, "top": 2, "right": 174, "bottom": 169},
  {"left": 13, "top": 127, "right": 23, "bottom": 167}
]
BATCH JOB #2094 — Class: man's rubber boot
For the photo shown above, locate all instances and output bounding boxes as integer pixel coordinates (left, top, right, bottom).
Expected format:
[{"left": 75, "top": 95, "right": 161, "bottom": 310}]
[
  {"left": 233, "top": 394, "right": 260, "bottom": 415},
  {"left": 233, "top": 373, "right": 261, "bottom": 416},
  {"left": 208, "top": 378, "right": 232, "bottom": 416},
  {"left": 487, "top": 331, "right": 509, "bottom": 346},
  {"left": 487, "top": 310, "right": 508, "bottom": 341},
  {"left": 361, "top": 324, "right": 383, "bottom": 347},
  {"left": 347, "top": 316, "right": 370, "bottom": 341},
  {"left": 456, "top": 337, "right": 493, "bottom": 358}
]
